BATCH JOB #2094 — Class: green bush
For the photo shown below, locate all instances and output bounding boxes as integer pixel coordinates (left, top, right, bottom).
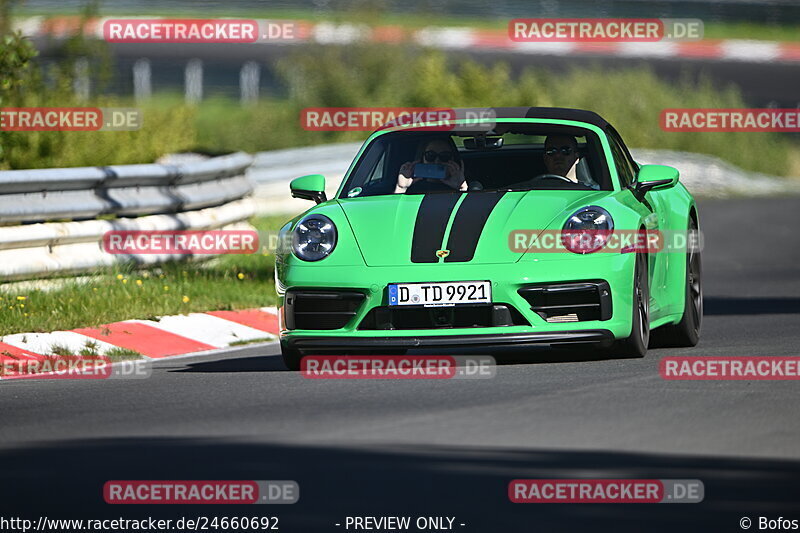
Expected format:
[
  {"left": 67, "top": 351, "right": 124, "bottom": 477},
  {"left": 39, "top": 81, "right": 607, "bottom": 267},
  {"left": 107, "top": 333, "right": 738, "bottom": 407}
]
[
  {"left": 3, "top": 32, "right": 795, "bottom": 176},
  {"left": 0, "top": 0, "right": 40, "bottom": 164},
  {"left": 0, "top": 1, "right": 197, "bottom": 169},
  {"left": 1, "top": 97, "right": 197, "bottom": 169},
  {"left": 274, "top": 44, "right": 793, "bottom": 176}
]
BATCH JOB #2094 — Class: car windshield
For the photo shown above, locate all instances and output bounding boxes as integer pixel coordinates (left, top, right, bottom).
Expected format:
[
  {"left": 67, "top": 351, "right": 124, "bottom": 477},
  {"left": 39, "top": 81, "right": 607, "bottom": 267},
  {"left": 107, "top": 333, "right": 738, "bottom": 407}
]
[{"left": 339, "top": 122, "right": 612, "bottom": 198}]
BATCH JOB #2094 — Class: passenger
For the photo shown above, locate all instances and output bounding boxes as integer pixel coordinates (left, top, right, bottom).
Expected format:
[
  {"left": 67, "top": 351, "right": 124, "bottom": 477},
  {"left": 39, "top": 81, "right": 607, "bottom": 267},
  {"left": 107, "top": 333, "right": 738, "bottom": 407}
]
[{"left": 395, "top": 137, "right": 467, "bottom": 193}]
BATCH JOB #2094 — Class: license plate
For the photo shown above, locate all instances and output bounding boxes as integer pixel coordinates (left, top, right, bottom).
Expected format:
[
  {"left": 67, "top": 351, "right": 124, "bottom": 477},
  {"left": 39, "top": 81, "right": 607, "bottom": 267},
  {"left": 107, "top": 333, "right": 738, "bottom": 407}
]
[{"left": 387, "top": 281, "right": 492, "bottom": 307}]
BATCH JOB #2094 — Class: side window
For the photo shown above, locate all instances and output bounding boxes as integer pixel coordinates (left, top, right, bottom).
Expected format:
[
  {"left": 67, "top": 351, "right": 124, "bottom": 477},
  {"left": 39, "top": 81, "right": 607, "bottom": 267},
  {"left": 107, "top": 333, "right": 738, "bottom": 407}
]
[
  {"left": 342, "top": 139, "right": 387, "bottom": 196},
  {"left": 615, "top": 129, "right": 639, "bottom": 174},
  {"left": 606, "top": 130, "right": 636, "bottom": 187},
  {"left": 366, "top": 151, "right": 385, "bottom": 184}
]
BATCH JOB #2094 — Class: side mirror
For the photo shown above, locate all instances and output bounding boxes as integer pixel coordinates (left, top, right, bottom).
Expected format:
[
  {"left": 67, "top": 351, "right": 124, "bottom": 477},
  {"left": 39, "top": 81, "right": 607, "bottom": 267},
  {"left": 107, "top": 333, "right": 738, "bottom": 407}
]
[
  {"left": 290, "top": 174, "right": 327, "bottom": 204},
  {"left": 635, "top": 164, "right": 679, "bottom": 194}
]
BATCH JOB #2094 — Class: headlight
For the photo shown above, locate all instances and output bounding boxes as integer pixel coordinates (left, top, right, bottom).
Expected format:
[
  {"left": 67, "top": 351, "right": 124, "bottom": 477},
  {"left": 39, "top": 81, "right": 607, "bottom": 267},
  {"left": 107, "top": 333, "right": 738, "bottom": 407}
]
[
  {"left": 561, "top": 206, "right": 614, "bottom": 254},
  {"left": 292, "top": 214, "right": 337, "bottom": 261}
]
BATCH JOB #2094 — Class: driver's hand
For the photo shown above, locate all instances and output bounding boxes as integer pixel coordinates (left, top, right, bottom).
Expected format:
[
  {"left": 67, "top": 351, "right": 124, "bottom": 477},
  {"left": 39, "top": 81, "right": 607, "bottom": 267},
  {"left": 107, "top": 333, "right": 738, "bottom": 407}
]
[
  {"left": 443, "top": 160, "right": 467, "bottom": 191},
  {"left": 395, "top": 161, "right": 420, "bottom": 193}
]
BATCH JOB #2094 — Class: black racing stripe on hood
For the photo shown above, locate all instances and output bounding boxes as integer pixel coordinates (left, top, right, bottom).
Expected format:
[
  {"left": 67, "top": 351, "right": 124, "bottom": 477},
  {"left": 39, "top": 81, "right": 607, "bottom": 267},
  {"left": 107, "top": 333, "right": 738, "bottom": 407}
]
[
  {"left": 444, "top": 191, "right": 507, "bottom": 262},
  {"left": 411, "top": 193, "right": 462, "bottom": 263}
]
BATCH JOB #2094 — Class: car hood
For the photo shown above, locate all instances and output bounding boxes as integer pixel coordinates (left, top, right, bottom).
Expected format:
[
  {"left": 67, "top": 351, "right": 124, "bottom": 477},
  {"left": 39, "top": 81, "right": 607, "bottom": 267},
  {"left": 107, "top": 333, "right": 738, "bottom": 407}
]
[{"left": 337, "top": 190, "right": 608, "bottom": 266}]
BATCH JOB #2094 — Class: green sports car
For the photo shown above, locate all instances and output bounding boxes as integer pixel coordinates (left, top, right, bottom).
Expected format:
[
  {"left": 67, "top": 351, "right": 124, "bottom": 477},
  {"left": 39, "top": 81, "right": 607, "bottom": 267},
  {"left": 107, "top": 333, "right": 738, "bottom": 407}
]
[{"left": 275, "top": 107, "right": 702, "bottom": 370}]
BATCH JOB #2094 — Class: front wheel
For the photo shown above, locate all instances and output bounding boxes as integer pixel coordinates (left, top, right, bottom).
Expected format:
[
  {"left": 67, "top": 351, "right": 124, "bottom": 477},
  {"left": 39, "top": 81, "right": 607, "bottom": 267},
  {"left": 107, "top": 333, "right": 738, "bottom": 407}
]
[{"left": 613, "top": 252, "right": 650, "bottom": 358}]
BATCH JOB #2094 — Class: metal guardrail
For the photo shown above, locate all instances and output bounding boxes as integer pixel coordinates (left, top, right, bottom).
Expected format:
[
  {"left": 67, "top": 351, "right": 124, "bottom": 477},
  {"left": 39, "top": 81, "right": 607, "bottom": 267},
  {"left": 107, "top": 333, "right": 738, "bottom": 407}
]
[
  {"left": 0, "top": 153, "right": 256, "bottom": 280},
  {"left": 0, "top": 152, "right": 253, "bottom": 223},
  {"left": 246, "top": 143, "right": 360, "bottom": 216},
  {"left": 247, "top": 143, "right": 361, "bottom": 184}
]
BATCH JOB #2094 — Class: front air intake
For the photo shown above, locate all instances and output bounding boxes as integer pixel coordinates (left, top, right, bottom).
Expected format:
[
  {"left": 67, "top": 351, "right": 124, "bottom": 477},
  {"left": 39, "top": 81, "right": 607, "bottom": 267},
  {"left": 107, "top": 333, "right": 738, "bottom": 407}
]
[
  {"left": 518, "top": 281, "right": 612, "bottom": 322},
  {"left": 358, "top": 303, "right": 529, "bottom": 330},
  {"left": 284, "top": 290, "right": 366, "bottom": 330}
]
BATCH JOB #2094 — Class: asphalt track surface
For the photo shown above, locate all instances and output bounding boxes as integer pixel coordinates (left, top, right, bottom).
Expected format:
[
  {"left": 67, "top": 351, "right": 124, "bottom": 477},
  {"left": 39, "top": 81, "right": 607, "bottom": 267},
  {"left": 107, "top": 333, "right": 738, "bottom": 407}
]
[{"left": 2, "top": 196, "right": 800, "bottom": 531}]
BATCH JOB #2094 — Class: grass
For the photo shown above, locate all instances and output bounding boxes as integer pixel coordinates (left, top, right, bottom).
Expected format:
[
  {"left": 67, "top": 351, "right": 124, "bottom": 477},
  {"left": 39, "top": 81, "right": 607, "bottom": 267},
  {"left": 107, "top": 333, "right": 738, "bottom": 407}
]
[
  {"left": 228, "top": 337, "right": 277, "bottom": 347},
  {"left": 0, "top": 215, "right": 291, "bottom": 337},
  {"left": 0, "top": 345, "right": 141, "bottom": 378},
  {"left": 47, "top": 341, "right": 140, "bottom": 360},
  {"left": 13, "top": 8, "right": 800, "bottom": 42},
  {"left": 105, "top": 347, "right": 141, "bottom": 360}
]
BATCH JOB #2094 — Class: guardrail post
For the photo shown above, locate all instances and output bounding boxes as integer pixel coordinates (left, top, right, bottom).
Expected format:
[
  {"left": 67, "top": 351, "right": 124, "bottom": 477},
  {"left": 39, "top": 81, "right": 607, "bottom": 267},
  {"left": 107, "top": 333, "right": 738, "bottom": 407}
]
[
  {"left": 185, "top": 58, "right": 203, "bottom": 104},
  {"left": 133, "top": 58, "right": 152, "bottom": 101},
  {"left": 240, "top": 61, "right": 260, "bottom": 105},
  {"left": 73, "top": 57, "right": 90, "bottom": 101}
]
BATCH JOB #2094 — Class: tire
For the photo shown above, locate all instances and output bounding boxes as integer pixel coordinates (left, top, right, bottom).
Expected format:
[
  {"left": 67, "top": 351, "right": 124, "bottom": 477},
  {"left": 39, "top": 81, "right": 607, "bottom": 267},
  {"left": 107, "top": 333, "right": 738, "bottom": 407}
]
[
  {"left": 613, "top": 251, "right": 650, "bottom": 358},
  {"left": 280, "top": 342, "right": 304, "bottom": 371},
  {"left": 650, "top": 218, "right": 702, "bottom": 347}
]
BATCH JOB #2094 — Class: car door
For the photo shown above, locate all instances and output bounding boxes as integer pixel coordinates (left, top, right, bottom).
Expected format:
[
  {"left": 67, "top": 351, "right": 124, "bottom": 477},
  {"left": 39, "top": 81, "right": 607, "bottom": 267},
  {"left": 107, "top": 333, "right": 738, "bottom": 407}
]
[{"left": 606, "top": 127, "right": 668, "bottom": 319}]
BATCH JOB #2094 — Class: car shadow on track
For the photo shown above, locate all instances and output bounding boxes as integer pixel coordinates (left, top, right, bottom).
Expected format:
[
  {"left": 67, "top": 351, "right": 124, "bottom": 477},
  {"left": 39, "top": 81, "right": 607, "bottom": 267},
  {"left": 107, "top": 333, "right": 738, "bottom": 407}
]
[
  {"left": 172, "top": 345, "right": 635, "bottom": 374},
  {"left": 170, "top": 354, "right": 288, "bottom": 373},
  {"left": 704, "top": 296, "right": 800, "bottom": 315},
  {"left": 408, "top": 345, "right": 626, "bottom": 366},
  {"left": 0, "top": 437, "right": 798, "bottom": 532}
]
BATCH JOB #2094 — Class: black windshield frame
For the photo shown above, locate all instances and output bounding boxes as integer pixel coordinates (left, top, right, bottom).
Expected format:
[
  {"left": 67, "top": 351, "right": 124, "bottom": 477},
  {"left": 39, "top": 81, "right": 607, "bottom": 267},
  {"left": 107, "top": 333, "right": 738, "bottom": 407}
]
[{"left": 338, "top": 123, "right": 612, "bottom": 199}]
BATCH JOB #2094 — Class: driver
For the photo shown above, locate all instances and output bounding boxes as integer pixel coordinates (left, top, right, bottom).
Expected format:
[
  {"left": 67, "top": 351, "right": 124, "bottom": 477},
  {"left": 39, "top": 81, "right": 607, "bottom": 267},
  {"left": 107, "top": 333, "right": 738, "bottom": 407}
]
[
  {"left": 395, "top": 137, "right": 467, "bottom": 194},
  {"left": 543, "top": 135, "right": 580, "bottom": 183}
]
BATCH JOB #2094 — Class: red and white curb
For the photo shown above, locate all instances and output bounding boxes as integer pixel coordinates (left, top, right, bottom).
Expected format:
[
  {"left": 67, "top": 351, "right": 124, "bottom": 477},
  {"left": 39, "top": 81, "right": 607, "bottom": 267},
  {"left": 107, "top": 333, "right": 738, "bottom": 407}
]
[
  {"left": 0, "top": 307, "right": 279, "bottom": 365},
  {"left": 13, "top": 16, "right": 800, "bottom": 64}
]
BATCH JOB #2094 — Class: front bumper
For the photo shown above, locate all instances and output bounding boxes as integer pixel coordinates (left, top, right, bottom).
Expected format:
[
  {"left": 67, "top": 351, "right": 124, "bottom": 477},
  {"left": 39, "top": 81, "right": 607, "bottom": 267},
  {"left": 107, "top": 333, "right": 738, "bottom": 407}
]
[
  {"left": 276, "top": 252, "right": 636, "bottom": 345},
  {"left": 285, "top": 329, "right": 614, "bottom": 351}
]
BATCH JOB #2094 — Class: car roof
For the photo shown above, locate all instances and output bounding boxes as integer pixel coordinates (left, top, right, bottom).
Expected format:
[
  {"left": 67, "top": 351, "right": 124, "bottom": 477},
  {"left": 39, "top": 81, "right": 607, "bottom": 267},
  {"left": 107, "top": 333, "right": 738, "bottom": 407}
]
[{"left": 454, "top": 107, "right": 610, "bottom": 129}]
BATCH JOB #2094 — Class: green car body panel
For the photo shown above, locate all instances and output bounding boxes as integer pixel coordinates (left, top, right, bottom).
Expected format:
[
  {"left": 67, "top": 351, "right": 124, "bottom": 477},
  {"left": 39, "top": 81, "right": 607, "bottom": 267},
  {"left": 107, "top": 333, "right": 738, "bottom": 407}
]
[{"left": 275, "top": 116, "right": 698, "bottom": 350}]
